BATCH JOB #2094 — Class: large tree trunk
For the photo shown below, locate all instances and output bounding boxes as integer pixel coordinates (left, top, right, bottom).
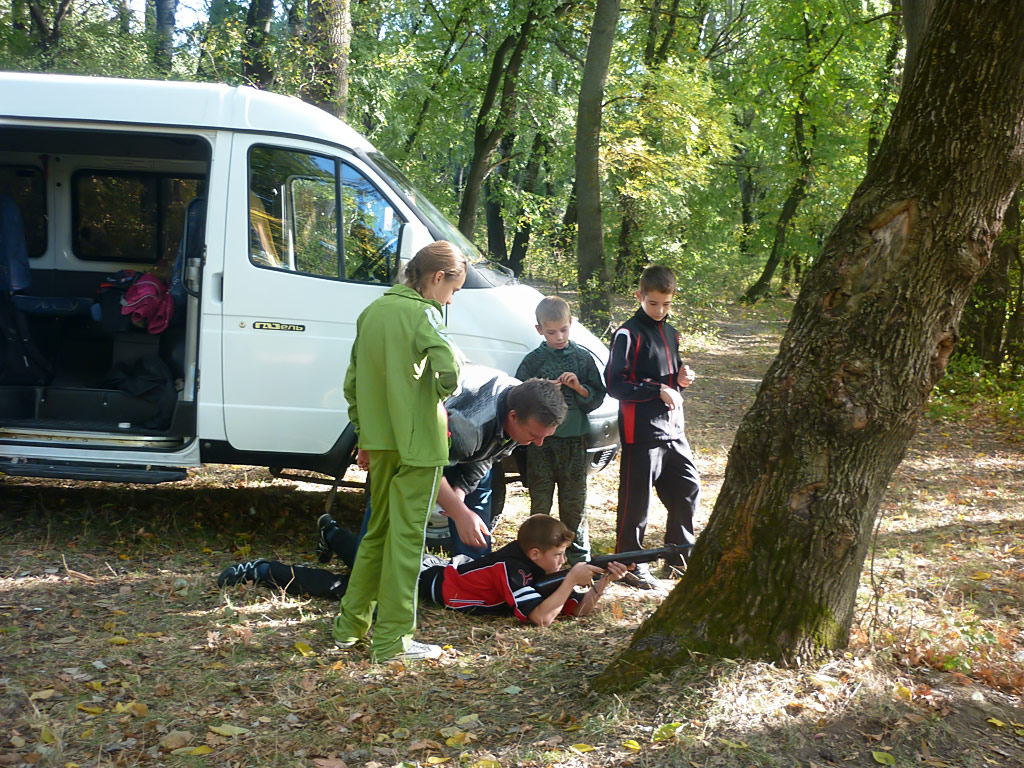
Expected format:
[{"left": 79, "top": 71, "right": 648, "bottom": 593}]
[
  {"left": 507, "top": 132, "right": 547, "bottom": 276},
  {"left": 575, "top": 0, "right": 619, "bottom": 328},
  {"left": 595, "top": 0, "right": 1024, "bottom": 689}
]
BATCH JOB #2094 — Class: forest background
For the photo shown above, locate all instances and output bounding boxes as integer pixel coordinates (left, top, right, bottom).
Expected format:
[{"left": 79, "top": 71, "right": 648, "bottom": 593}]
[{"left": 4, "top": 0, "right": 1021, "bottom": 381}]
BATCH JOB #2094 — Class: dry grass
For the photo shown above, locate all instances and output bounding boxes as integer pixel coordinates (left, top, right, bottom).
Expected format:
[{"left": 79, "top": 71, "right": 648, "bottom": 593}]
[{"left": 3, "top": 299, "right": 1024, "bottom": 768}]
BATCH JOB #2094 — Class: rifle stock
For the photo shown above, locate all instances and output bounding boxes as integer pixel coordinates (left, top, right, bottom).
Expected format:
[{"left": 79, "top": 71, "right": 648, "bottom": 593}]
[{"left": 532, "top": 543, "right": 692, "bottom": 597}]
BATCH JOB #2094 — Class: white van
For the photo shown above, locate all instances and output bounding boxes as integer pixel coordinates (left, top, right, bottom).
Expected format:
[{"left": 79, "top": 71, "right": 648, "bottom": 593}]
[{"left": 0, "top": 73, "right": 618, "bottom": 499}]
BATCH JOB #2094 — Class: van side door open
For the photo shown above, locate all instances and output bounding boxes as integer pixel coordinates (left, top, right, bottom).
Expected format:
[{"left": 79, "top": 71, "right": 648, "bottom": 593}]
[{"left": 219, "top": 137, "right": 407, "bottom": 454}]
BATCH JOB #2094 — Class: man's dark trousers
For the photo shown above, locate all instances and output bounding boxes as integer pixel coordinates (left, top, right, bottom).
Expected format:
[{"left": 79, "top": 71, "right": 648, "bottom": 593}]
[{"left": 615, "top": 438, "right": 700, "bottom": 566}]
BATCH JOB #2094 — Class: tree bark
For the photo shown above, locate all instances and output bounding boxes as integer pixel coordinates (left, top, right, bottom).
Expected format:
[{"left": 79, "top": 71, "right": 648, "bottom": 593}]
[
  {"left": 485, "top": 134, "right": 514, "bottom": 264},
  {"left": 307, "top": 0, "right": 351, "bottom": 118},
  {"left": 575, "top": 0, "right": 619, "bottom": 328},
  {"left": 595, "top": 0, "right": 1024, "bottom": 689}
]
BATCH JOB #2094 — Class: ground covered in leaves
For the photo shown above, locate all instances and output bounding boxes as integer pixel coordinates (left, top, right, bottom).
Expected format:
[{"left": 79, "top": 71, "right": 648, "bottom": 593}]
[{"left": 2, "top": 300, "right": 1024, "bottom": 768}]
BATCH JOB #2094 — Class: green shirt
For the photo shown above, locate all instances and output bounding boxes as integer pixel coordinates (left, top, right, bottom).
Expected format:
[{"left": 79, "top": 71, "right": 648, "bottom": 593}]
[
  {"left": 344, "top": 284, "right": 463, "bottom": 466},
  {"left": 515, "top": 340, "right": 606, "bottom": 438}
]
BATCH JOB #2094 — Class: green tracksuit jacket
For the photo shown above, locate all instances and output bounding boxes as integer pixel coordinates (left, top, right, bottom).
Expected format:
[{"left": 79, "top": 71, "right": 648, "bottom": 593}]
[{"left": 343, "top": 284, "right": 462, "bottom": 465}]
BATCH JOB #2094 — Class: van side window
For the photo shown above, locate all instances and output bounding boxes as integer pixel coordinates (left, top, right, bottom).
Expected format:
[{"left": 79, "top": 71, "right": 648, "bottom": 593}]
[
  {"left": 0, "top": 165, "right": 46, "bottom": 258},
  {"left": 248, "top": 145, "right": 404, "bottom": 284},
  {"left": 73, "top": 172, "right": 202, "bottom": 266}
]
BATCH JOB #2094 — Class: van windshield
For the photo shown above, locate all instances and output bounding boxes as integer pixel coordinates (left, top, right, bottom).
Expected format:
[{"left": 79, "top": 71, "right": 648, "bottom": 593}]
[{"left": 364, "top": 151, "right": 513, "bottom": 287}]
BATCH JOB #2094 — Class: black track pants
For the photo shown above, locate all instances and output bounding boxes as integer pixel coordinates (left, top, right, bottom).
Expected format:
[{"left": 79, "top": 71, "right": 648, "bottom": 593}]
[{"left": 615, "top": 439, "right": 700, "bottom": 564}]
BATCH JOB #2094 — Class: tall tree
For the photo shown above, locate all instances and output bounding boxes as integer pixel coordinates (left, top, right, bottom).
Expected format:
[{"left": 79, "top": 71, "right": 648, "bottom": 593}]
[
  {"left": 595, "top": 0, "right": 1024, "bottom": 688},
  {"left": 457, "top": 6, "right": 540, "bottom": 239},
  {"left": 154, "top": 0, "right": 177, "bottom": 73},
  {"left": 575, "top": 0, "right": 619, "bottom": 326},
  {"left": 242, "top": 0, "right": 275, "bottom": 87},
  {"left": 307, "top": 0, "right": 351, "bottom": 119}
]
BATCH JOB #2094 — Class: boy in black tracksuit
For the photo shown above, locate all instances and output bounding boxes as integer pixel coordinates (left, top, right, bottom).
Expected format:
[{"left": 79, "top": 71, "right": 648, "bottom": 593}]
[{"left": 605, "top": 265, "right": 700, "bottom": 589}]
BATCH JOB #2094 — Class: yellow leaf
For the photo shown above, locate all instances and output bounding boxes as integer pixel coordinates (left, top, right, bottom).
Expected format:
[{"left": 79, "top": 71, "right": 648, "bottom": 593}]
[
  {"left": 468, "top": 761, "right": 500, "bottom": 768},
  {"left": 425, "top": 758, "right": 450, "bottom": 765},
  {"left": 894, "top": 684, "right": 913, "bottom": 700},
  {"left": 622, "top": 739, "right": 641, "bottom": 751},
  {"left": 444, "top": 730, "right": 474, "bottom": 747},
  {"left": 80, "top": 729, "right": 92, "bottom": 739},
  {"left": 970, "top": 571, "right": 992, "bottom": 581},
  {"left": 987, "top": 718, "right": 1006, "bottom": 728},
  {"left": 40, "top": 724, "right": 56, "bottom": 744},
  {"left": 209, "top": 724, "right": 249, "bottom": 737},
  {"left": 65, "top": 763, "right": 81, "bottom": 767},
  {"left": 30, "top": 689, "right": 57, "bottom": 700},
  {"left": 129, "top": 701, "right": 149, "bottom": 717},
  {"left": 872, "top": 750, "right": 896, "bottom": 765},
  {"left": 111, "top": 609, "right": 128, "bottom": 616},
  {"left": 570, "top": 743, "right": 596, "bottom": 753},
  {"left": 108, "top": 636, "right": 131, "bottom": 645},
  {"left": 77, "top": 704, "right": 103, "bottom": 715},
  {"left": 456, "top": 713, "right": 480, "bottom": 726},
  {"left": 652, "top": 722, "right": 682, "bottom": 742},
  {"left": 188, "top": 746, "right": 213, "bottom": 755},
  {"left": 295, "top": 641, "right": 315, "bottom": 657}
]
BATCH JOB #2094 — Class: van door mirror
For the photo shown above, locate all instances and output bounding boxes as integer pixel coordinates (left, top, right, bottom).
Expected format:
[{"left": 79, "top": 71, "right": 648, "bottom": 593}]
[{"left": 396, "top": 219, "right": 430, "bottom": 283}]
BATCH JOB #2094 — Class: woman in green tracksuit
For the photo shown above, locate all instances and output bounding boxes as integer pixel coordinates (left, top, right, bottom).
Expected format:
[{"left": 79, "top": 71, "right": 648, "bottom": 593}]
[{"left": 333, "top": 241, "right": 466, "bottom": 662}]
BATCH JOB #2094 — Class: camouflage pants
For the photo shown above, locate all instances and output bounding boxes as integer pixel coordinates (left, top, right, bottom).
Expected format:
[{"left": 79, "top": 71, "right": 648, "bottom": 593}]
[{"left": 525, "top": 435, "right": 590, "bottom": 563}]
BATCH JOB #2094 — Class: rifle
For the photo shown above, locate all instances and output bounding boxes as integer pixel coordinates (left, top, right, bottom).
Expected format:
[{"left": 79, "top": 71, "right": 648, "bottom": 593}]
[{"left": 532, "top": 544, "right": 692, "bottom": 596}]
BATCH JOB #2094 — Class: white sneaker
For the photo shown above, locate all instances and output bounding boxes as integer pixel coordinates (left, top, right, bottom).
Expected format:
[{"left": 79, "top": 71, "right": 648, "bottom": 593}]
[{"left": 385, "top": 640, "right": 443, "bottom": 661}]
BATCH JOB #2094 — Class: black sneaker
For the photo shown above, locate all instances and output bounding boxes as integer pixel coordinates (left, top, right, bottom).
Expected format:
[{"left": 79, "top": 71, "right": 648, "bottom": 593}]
[
  {"left": 217, "top": 559, "right": 269, "bottom": 587},
  {"left": 316, "top": 514, "right": 338, "bottom": 563},
  {"left": 619, "top": 563, "right": 657, "bottom": 590}
]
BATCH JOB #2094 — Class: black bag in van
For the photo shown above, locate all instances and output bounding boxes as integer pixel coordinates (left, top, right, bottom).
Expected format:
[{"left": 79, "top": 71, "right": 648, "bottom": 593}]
[{"left": 0, "top": 290, "right": 53, "bottom": 385}]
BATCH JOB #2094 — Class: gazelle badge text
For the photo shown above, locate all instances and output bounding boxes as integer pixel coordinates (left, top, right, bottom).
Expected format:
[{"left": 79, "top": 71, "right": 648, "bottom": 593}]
[{"left": 253, "top": 322, "right": 306, "bottom": 332}]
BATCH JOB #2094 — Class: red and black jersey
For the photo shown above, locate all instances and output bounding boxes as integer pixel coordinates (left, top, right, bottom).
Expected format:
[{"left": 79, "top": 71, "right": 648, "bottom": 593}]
[
  {"left": 605, "top": 307, "right": 686, "bottom": 445},
  {"left": 419, "top": 541, "right": 580, "bottom": 622}
]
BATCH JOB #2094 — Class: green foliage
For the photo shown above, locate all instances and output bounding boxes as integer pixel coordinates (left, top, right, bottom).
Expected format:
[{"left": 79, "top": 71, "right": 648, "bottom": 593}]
[{"left": 927, "top": 353, "right": 1024, "bottom": 427}]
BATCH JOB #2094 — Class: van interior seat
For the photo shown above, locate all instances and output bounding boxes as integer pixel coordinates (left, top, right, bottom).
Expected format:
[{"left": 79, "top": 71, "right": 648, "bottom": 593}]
[{"left": 12, "top": 294, "right": 93, "bottom": 317}]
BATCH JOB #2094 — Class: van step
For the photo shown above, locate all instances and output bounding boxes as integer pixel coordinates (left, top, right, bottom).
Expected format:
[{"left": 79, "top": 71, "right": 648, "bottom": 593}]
[{"left": 0, "top": 459, "right": 186, "bottom": 484}]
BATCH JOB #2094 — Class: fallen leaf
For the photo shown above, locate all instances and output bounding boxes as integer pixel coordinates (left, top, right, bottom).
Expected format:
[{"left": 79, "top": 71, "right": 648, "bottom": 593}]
[
  {"left": 295, "top": 642, "right": 316, "bottom": 657},
  {"left": 570, "top": 743, "right": 596, "bottom": 753},
  {"left": 39, "top": 725, "right": 56, "bottom": 744},
  {"left": 969, "top": 571, "right": 991, "bottom": 580},
  {"left": 502, "top": 685, "right": 522, "bottom": 695},
  {"left": 987, "top": 718, "right": 1006, "bottom": 728},
  {"left": 652, "top": 722, "right": 682, "bottom": 742},
  {"left": 159, "top": 731, "right": 193, "bottom": 751},
  {"left": 456, "top": 713, "right": 480, "bottom": 727},
  {"left": 622, "top": 739, "right": 641, "bottom": 751},
  {"left": 425, "top": 758, "right": 449, "bottom": 765},
  {"left": 312, "top": 758, "right": 348, "bottom": 768},
  {"left": 76, "top": 704, "right": 103, "bottom": 715},
  {"left": 29, "top": 690, "right": 56, "bottom": 701},
  {"left": 872, "top": 750, "right": 896, "bottom": 765},
  {"left": 718, "top": 738, "right": 748, "bottom": 749}
]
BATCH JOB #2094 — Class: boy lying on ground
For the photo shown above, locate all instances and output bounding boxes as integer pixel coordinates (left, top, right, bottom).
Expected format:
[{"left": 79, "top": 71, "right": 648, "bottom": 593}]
[{"left": 218, "top": 514, "right": 626, "bottom": 627}]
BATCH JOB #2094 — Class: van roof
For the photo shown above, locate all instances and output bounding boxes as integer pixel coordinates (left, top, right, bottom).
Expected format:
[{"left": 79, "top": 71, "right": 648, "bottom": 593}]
[{"left": 0, "top": 72, "right": 375, "bottom": 150}]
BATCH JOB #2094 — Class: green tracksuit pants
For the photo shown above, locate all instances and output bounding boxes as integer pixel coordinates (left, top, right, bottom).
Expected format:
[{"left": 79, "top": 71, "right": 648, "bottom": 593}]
[{"left": 332, "top": 451, "right": 442, "bottom": 660}]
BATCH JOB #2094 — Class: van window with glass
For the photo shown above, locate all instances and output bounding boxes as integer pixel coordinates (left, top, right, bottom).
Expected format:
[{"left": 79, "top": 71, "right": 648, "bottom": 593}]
[
  {"left": 0, "top": 165, "right": 46, "bottom": 259},
  {"left": 248, "top": 146, "right": 403, "bottom": 284},
  {"left": 73, "top": 172, "right": 201, "bottom": 265}
]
